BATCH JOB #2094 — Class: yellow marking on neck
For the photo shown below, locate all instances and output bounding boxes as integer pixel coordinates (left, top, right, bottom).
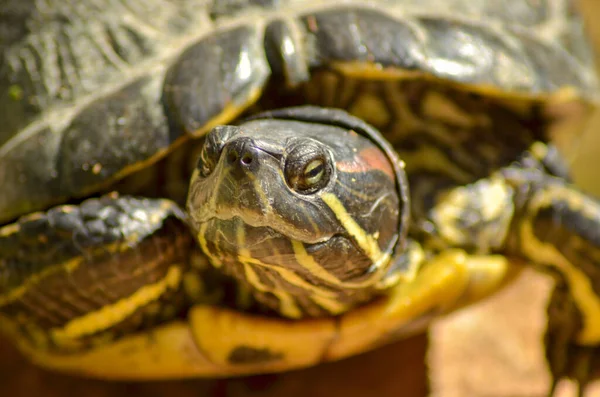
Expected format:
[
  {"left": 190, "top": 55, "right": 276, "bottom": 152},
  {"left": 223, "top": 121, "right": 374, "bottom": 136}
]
[
  {"left": 291, "top": 240, "right": 387, "bottom": 289},
  {"left": 521, "top": 185, "right": 600, "bottom": 345},
  {"left": 245, "top": 256, "right": 348, "bottom": 315},
  {"left": 310, "top": 294, "right": 347, "bottom": 315},
  {"left": 320, "top": 192, "right": 390, "bottom": 270},
  {"left": 239, "top": 244, "right": 355, "bottom": 314},
  {"left": 291, "top": 240, "right": 344, "bottom": 286},
  {"left": 240, "top": 254, "right": 336, "bottom": 298},
  {"left": 235, "top": 226, "right": 301, "bottom": 318},
  {"left": 196, "top": 222, "right": 222, "bottom": 268},
  {"left": 50, "top": 265, "right": 182, "bottom": 345},
  {"left": 242, "top": 262, "right": 301, "bottom": 318}
]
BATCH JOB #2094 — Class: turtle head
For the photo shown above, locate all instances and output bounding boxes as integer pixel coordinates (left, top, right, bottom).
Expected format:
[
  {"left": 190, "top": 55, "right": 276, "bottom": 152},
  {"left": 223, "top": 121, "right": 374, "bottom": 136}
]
[{"left": 186, "top": 107, "right": 410, "bottom": 318}]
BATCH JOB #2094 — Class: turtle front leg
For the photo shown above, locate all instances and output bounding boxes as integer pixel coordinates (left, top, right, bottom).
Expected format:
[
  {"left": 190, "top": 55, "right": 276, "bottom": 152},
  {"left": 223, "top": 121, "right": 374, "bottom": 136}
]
[
  {"left": 426, "top": 164, "right": 600, "bottom": 395},
  {"left": 544, "top": 280, "right": 600, "bottom": 397},
  {"left": 502, "top": 167, "right": 600, "bottom": 395}
]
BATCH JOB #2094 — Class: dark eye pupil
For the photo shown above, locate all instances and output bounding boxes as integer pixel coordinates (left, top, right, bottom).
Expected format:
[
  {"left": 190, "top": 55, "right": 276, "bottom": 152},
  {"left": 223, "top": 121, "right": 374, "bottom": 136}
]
[
  {"left": 284, "top": 141, "right": 331, "bottom": 194},
  {"left": 304, "top": 162, "right": 323, "bottom": 178}
]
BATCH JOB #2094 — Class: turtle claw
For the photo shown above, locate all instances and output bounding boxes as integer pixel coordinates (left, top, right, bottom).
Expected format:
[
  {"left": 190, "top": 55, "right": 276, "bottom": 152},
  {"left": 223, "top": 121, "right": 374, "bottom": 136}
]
[
  {"left": 548, "top": 345, "right": 598, "bottom": 397},
  {"left": 545, "top": 281, "right": 600, "bottom": 397}
]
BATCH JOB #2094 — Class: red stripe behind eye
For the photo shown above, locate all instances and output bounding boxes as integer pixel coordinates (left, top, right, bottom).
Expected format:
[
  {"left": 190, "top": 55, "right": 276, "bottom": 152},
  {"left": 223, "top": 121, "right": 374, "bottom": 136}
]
[{"left": 336, "top": 146, "right": 395, "bottom": 180}]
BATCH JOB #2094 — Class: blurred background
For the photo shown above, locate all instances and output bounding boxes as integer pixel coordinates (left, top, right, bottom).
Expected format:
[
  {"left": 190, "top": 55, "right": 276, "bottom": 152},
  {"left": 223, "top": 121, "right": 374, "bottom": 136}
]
[{"left": 3, "top": 0, "right": 600, "bottom": 396}]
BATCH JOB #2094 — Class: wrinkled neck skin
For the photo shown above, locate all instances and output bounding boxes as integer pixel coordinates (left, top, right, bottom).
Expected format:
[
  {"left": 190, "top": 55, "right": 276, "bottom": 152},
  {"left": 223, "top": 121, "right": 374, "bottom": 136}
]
[{"left": 186, "top": 118, "right": 402, "bottom": 318}]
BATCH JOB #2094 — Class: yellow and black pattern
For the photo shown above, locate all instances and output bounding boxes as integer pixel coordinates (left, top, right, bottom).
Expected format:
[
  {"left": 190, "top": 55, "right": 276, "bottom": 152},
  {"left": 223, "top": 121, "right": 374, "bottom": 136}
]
[
  {"left": 521, "top": 181, "right": 600, "bottom": 393},
  {"left": 505, "top": 171, "right": 600, "bottom": 341},
  {"left": 0, "top": 196, "right": 193, "bottom": 353}
]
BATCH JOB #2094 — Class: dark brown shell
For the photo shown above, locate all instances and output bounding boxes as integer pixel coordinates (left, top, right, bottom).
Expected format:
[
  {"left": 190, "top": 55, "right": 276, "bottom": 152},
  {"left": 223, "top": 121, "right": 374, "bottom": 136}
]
[{"left": 1, "top": 0, "right": 597, "bottom": 224}]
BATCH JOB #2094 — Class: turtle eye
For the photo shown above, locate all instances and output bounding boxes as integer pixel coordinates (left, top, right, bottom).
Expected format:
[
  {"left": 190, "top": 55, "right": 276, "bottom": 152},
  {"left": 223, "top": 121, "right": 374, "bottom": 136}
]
[{"left": 285, "top": 141, "right": 332, "bottom": 193}]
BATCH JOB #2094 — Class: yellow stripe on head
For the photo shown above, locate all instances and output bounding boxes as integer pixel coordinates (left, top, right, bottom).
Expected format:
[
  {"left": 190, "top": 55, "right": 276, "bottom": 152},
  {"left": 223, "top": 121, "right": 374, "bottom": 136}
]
[
  {"left": 320, "top": 192, "right": 390, "bottom": 270},
  {"left": 241, "top": 262, "right": 302, "bottom": 319},
  {"left": 291, "top": 240, "right": 345, "bottom": 286},
  {"left": 291, "top": 239, "right": 393, "bottom": 289},
  {"left": 196, "top": 222, "right": 222, "bottom": 268},
  {"left": 236, "top": 225, "right": 302, "bottom": 319}
]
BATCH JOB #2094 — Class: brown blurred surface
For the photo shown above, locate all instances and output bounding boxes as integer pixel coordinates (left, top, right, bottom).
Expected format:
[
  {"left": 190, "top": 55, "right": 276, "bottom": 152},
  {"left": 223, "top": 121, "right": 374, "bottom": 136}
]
[{"left": 430, "top": 270, "right": 600, "bottom": 397}]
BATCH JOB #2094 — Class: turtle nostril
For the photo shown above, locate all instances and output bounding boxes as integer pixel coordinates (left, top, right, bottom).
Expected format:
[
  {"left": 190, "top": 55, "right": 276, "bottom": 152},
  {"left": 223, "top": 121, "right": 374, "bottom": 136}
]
[
  {"left": 226, "top": 139, "right": 256, "bottom": 171},
  {"left": 241, "top": 153, "right": 253, "bottom": 165},
  {"left": 227, "top": 151, "right": 239, "bottom": 164}
]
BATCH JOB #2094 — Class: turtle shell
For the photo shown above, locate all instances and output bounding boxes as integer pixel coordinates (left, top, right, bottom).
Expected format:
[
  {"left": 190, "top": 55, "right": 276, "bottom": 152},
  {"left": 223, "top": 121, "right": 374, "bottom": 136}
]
[{"left": 0, "top": 0, "right": 598, "bottom": 224}]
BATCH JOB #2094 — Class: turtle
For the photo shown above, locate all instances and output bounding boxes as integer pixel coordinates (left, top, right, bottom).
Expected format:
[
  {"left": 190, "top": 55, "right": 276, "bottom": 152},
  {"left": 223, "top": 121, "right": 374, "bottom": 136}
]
[{"left": 1, "top": 0, "right": 600, "bottom": 395}]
